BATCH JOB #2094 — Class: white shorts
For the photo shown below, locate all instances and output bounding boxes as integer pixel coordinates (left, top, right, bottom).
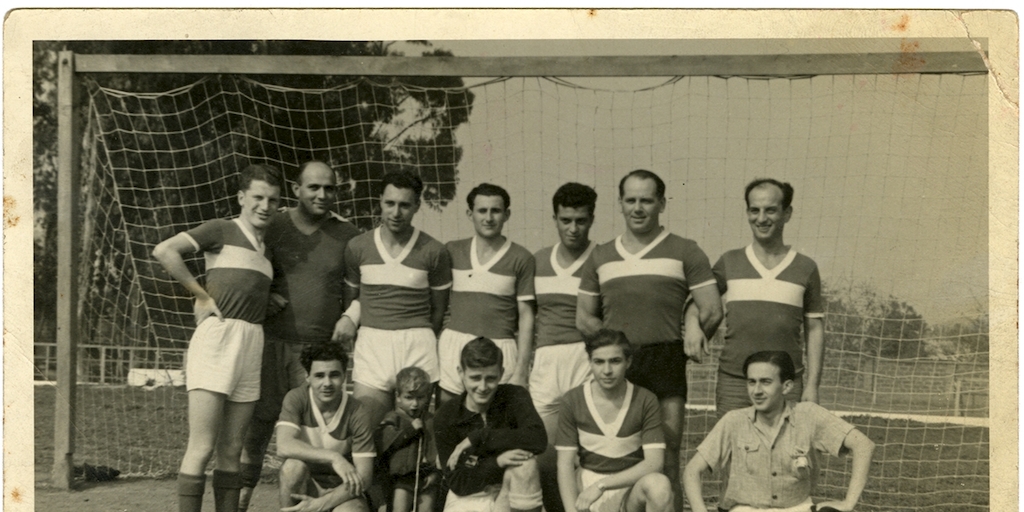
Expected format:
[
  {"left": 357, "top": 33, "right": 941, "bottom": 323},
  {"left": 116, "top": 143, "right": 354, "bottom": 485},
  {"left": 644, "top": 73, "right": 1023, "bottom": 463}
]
[
  {"left": 580, "top": 468, "right": 631, "bottom": 512},
  {"left": 443, "top": 485, "right": 500, "bottom": 512},
  {"left": 351, "top": 326, "right": 439, "bottom": 392},
  {"left": 438, "top": 329, "right": 517, "bottom": 395},
  {"left": 529, "top": 342, "right": 591, "bottom": 421},
  {"left": 729, "top": 498, "right": 814, "bottom": 512},
  {"left": 186, "top": 317, "right": 263, "bottom": 402}
]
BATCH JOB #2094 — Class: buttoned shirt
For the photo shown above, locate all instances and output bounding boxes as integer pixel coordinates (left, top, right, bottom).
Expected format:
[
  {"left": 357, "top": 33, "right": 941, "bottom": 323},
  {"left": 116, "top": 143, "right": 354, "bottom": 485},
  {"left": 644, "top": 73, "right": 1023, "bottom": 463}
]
[{"left": 696, "top": 401, "right": 854, "bottom": 510}]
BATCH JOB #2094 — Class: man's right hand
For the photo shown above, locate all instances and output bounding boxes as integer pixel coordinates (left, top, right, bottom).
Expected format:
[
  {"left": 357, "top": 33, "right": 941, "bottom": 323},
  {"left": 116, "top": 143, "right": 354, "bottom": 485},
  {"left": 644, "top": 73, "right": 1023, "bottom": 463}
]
[
  {"left": 683, "top": 320, "right": 708, "bottom": 364},
  {"left": 331, "top": 316, "right": 358, "bottom": 348},
  {"left": 266, "top": 293, "right": 289, "bottom": 317},
  {"left": 330, "top": 456, "right": 363, "bottom": 496},
  {"left": 194, "top": 296, "right": 224, "bottom": 325},
  {"left": 496, "top": 449, "right": 534, "bottom": 468}
]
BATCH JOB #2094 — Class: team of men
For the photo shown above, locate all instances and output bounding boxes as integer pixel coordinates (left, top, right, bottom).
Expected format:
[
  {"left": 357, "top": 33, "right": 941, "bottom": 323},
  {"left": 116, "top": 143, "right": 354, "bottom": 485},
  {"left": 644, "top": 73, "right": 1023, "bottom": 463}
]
[{"left": 157, "top": 163, "right": 874, "bottom": 512}]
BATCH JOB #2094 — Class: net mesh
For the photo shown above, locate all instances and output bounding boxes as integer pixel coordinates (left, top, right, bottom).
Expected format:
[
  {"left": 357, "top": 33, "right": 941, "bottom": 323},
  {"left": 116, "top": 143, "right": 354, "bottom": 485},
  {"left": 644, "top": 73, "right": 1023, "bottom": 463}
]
[{"left": 47, "top": 71, "right": 989, "bottom": 510}]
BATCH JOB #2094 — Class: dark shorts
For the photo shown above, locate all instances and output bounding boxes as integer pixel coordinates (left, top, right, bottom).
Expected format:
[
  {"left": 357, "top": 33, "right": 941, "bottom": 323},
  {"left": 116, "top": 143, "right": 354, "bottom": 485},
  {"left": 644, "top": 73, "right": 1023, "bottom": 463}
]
[
  {"left": 393, "top": 466, "right": 438, "bottom": 493},
  {"left": 625, "top": 342, "right": 688, "bottom": 400}
]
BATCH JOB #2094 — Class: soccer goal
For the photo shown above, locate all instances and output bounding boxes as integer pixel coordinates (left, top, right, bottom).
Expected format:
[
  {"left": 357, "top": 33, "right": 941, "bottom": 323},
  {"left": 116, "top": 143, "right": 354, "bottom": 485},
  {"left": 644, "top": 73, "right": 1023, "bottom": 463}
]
[{"left": 51, "top": 42, "right": 990, "bottom": 510}]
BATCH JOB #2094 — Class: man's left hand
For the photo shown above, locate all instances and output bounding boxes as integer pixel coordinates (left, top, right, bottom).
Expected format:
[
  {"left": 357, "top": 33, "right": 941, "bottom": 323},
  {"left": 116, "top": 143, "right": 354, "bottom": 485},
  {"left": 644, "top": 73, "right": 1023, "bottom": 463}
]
[
  {"left": 447, "top": 437, "right": 473, "bottom": 470},
  {"left": 575, "top": 483, "right": 604, "bottom": 512},
  {"left": 281, "top": 494, "right": 324, "bottom": 512}
]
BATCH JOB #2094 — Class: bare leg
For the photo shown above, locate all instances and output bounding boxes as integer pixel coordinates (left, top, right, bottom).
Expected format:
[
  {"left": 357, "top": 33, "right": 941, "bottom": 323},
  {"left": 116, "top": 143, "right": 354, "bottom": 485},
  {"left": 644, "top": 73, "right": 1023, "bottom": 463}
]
[
  {"left": 500, "top": 458, "right": 543, "bottom": 512},
  {"left": 180, "top": 389, "right": 227, "bottom": 475},
  {"left": 660, "top": 396, "right": 685, "bottom": 512},
  {"left": 392, "top": 488, "right": 413, "bottom": 512},
  {"left": 438, "top": 388, "right": 458, "bottom": 406},
  {"left": 417, "top": 491, "right": 436, "bottom": 512},
  {"left": 537, "top": 412, "right": 564, "bottom": 512},
  {"left": 352, "top": 382, "right": 393, "bottom": 429},
  {"left": 625, "top": 473, "right": 673, "bottom": 512},
  {"left": 279, "top": 458, "right": 311, "bottom": 508}
]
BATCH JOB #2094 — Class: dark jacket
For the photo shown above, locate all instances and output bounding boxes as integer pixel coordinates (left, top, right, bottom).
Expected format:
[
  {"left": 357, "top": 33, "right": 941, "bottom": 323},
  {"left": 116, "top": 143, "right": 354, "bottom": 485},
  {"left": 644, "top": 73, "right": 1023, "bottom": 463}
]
[
  {"left": 378, "top": 409, "right": 437, "bottom": 477},
  {"left": 432, "top": 384, "right": 547, "bottom": 496}
]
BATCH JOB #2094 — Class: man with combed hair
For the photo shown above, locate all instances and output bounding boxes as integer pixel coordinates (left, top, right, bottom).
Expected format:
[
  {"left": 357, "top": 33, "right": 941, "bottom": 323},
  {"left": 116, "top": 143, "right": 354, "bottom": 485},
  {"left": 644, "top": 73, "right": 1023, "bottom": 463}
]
[
  {"left": 238, "top": 160, "right": 362, "bottom": 510},
  {"left": 152, "top": 163, "right": 282, "bottom": 512},
  {"left": 555, "top": 329, "right": 673, "bottom": 512},
  {"left": 339, "top": 170, "right": 452, "bottom": 428},
  {"left": 683, "top": 351, "right": 874, "bottom": 512},
  {"left": 531, "top": 182, "right": 599, "bottom": 512},
  {"left": 276, "top": 343, "right": 376, "bottom": 512},
  {"left": 438, "top": 183, "right": 536, "bottom": 404},
  {"left": 688, "top": 178, "right": 825, "bottom": 417},
  {"left": 433, "top": 337, "right": 547, "bottom": 512},
  {"left": 577, "top": 169, "right": 723, "bottom": 508}
]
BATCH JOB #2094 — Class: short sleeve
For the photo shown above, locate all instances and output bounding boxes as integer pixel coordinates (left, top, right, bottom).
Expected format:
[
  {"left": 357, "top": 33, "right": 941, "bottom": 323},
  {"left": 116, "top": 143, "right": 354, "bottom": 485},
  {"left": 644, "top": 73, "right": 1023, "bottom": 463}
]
[
  {"left": 276, "top": 387, "right": 305, "bottom": 430},
  {"left": 578, "top": 252, "right": 600, "bottom": 296},
  {"left": 804, "top": 264, "right": 824, "bottom": 318},
  {"left": 806, "top": 404, "right": 855, "bottom": 457},
  {"left": 554, "top": 394, "right": 579, "bottom": 451},
  {"left": 349, "top": 400, "right": 377, "bottom": 458},
  {"left": 429, "top": 243, "right": 453, "bottom": 290},
  {"left": 344, "top": 242, "right": 361, "bottom": 289},
  {"left": 638, "top": 390, "right": 665, "bottom": 448},
  {"left": 183, "top": 219, "right": 225, "bottom": 253},
  {"left": 516, "top": 250, "right": 536, "bottom": 302},
  {"left": 695, "top": 413, "right": 734, "bottom": 473},
  {"left": 712, "top": 254, "right": 728, "bottom": 295},
  {"left": 682, "top": 241, "right": 716, "bottom": 291}
]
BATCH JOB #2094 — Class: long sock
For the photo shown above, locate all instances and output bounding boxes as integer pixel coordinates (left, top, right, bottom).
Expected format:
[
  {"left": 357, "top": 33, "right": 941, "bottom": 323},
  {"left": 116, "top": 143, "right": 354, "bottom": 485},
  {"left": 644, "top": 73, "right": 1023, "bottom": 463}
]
[
  {"left": 178, "top": 472, "right": 207, "bottom": 512},
  {"left": 212, "top": 470, "right": 242, "bottom": 512}
]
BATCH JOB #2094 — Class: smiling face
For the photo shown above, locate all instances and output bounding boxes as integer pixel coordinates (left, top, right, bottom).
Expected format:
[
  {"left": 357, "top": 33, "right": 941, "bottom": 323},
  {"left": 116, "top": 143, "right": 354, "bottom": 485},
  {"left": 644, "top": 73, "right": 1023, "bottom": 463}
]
[
  {"left": 619, "top": 176, "right": 665, "bottom": 236},
  {"left": 395, "top": 384, "right": 432, "bottom": 419},
  {"left": 293, "top": 162, "right": 337, "bottom": 218},
  {"left": 554, "top": 205, "right": 594, "bottom": 251},
  {"left": 468, "top": 194, "right": 510, "bottom": 240},
  {"left": 380, "top": 184, "right": 421, "bottom": 235},
  {"left": 589, "top": 343, "right": 630, "bottom": 392},
  {"left": 746, "top": 184, "right": 792, "bottom": 244},
  {"left": 307, "top": 359, "right": 346, "bottom": 409},
  {"left": 237, "top": 179, "right": 281, "bottom": 232},
  {"left": 458, "top": 364, "right": 502, "bottom": 412},
  {"left": 746, "top": 361, "right": 793, "bottom": 415}
]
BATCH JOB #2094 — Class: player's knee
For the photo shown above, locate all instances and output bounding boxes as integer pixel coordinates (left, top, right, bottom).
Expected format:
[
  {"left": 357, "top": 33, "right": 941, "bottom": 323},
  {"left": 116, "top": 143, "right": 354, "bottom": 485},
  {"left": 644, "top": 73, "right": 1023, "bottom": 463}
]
[
  {"left": 637, "top": 472, "right": 672, "bottom": 505},
  {"left": 279, "top": 458, "right": 310, "bottom": 487},
  {"left": 507, "top": 457, "right": 539, "bottom": 482}
]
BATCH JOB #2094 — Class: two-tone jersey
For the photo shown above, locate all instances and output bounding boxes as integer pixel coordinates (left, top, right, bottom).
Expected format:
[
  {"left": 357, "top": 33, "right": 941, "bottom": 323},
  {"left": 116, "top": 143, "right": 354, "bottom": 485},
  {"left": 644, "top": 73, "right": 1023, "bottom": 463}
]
[
  {"left": 578, "top": 230, "right": 716, "bottom": 346},
  {"left": 555, "top": 382, "right": 665, "bottom": 474},
  {"left": 446, "top": 237, "right": 535, "bottom": 340},
  {"left": 183, "top": 218, "right": 273, "bottom": 324},
  {"left": 276, "top": 383, "right": 376, "bottom": 462},
  {"left": 714, "top": 245, "right": 824, "bottom": 377},
  {"left": 263, "top": 211, "right": 361, "bottom": 343},
  {"left": 533, "top": 242, "right": 595, "bottom": 348},
  {"left": 344, "top": 227, "right": 452, "bottom": 331}
]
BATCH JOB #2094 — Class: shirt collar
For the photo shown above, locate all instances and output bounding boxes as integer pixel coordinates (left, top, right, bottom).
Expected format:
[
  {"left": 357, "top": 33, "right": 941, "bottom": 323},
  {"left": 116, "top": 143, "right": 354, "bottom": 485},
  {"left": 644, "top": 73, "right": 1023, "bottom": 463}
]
[{"left": 744, "top": 400, "right": 798, "bottom": 426}]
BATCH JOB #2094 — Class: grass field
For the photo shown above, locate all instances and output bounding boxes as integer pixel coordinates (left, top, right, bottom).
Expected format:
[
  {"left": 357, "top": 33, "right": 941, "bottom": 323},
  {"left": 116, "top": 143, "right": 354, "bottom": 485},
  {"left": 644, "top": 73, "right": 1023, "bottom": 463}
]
[{"left": 36, "top": 384, "right": 989, "bottom": 511}]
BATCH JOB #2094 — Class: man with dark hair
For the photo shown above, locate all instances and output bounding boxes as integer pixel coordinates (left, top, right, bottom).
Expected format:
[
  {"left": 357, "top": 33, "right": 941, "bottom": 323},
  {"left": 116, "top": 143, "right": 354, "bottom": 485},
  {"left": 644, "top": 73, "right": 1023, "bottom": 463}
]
[
  {"left": 276, "top": 343, "right": 377, "bottom": 512},
  {"left": 439, "top": 183, "right": 536, "bottom": 404},
  {"left": 530, "top": 182, "right": 599, "bottom": 512},
  {"left": 340, "top": 170, "right": 453, "bottom": 429},
  {"left": 683, "top": 351, "right": 874, "bottom": 512},
  {"left": 578, "top": 169, "right": 723, "bottom": 507},
  {"left": 238, "top": 160, "right": 362, "bottom": 510},
  {"left": 555, "top": 329, "right": 673, "bottom": 512},
  {"left": 689, "top": 178, "right": 824, "bottom": 418},
  {"left": 433, "top": 337, "right": 547, "bottom": 512},
  {"left": 153, "top": 163, "right": 282, "bottom": 512}
]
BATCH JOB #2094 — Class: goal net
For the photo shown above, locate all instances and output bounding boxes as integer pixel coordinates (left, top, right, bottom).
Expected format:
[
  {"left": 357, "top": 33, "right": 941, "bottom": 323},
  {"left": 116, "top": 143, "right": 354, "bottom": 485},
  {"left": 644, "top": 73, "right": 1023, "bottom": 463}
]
[{"left": 56, "top": 69, "right": 988, "bottom": 510}]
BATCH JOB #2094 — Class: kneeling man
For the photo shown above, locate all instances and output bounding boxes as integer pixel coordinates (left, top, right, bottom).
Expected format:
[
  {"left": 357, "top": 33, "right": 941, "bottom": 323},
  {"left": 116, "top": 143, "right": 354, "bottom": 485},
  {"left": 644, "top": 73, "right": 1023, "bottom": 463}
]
[
  {"left": 276, "top": 343, "right": 376, "bottom": 512},
  {"left": 434, "top": 337, "right": 547, "bottom": 512},
  {"left": 683, "top": 351, "right": 875, "bottom": 512},
  {"left": 555, "top": 329, "right": 673, "bottom": 512}
]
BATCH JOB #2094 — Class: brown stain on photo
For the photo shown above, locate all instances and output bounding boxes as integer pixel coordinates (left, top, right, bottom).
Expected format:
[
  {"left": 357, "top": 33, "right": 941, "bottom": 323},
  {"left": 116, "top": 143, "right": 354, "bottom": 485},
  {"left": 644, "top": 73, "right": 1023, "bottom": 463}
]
[
  {"left": 894, "top": 40, "right": 926, "bottom": 74},
  {"left": 588, "top": 9, "right": 597, "bottom": 17},
  {"left": 9, "top": 487, "right": 22, "bottom": 503},
  {"left": 3, "top": 196, "right": 18, "bottom": 228},
  {"left": 892, "top": 14, "right": 910, "bottom": 32}
]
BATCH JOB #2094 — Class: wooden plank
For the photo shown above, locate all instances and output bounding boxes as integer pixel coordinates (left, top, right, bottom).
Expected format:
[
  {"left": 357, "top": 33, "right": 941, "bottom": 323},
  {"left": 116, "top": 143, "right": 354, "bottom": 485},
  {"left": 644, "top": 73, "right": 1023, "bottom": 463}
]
[
  {"left": 53, "top": 50, "right": 81, "bottom": 489},
  {"left": 75, "top": 52, "right": 988, "bottom": 77}
]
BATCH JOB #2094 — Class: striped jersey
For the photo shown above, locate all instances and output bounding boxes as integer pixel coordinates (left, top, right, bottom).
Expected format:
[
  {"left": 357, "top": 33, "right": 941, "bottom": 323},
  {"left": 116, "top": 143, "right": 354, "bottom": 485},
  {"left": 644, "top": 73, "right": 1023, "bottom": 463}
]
[
  {"left": 344, "top": 227, "right": 452, "bottom": 331},
  {"left": 183, "top": 218, "right": 273, "bottom": 324},
  {"left": 555, "top": 382, "right": 665, "bottom": 474},
  {"left": 446, "top": 237, "right": 536, "bottom": 340},
  {"left": 578, "top": 230, "right": 716, "bottom": 346},
  {"left": 533, "top": 242, "right": 595, "bottom": 348},
  {"left": 714, "top": 245, "right": 824, "bottom": 377},
  {"left": 277, "top": 384, "right": 376, "bottom": 461}
]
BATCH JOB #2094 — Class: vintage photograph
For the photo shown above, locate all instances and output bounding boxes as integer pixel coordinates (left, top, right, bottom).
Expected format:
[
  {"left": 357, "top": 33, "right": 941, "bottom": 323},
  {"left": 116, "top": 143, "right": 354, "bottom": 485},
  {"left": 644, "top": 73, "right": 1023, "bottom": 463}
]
[{"left": 8, "top": 9, "right": 1017, "bottom": 512}]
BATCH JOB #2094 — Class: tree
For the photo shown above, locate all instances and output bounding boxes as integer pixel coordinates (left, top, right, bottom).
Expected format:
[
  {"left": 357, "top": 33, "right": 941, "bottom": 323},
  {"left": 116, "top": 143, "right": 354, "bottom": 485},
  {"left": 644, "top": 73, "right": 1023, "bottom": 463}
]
[{"left": 822, "top": 282, "right": 929, "bottom": 359}]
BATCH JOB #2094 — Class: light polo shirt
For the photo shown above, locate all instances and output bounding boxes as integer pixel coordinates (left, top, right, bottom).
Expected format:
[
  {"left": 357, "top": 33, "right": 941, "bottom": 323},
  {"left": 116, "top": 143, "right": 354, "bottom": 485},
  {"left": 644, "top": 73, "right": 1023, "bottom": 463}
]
[
  {"left": 533, "top": 242, "right": 595, "bottom": 349},
  {"left": 182, "top": 218, "right": 273, "bottom": 324},
  {"left": 696, "top": 401, "right": 855, "bottom": 510},
  {"left": 344, "top": 227, "right": 452, "bottom": 331},
  {"left": 446, "top": 237, "right": 535, "bottom": 341},
  {"left": 276, "top": 383, "right": 377, "bottom": 463},
  {"left": 714, "top": 245, "right": 824, "bottom": 377}
]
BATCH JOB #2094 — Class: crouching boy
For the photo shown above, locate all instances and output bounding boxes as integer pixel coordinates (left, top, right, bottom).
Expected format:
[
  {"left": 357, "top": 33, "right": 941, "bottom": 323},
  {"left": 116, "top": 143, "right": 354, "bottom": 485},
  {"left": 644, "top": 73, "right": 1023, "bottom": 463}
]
[{"left": 379, "top": 366, "right": 440, "bottom": 512}]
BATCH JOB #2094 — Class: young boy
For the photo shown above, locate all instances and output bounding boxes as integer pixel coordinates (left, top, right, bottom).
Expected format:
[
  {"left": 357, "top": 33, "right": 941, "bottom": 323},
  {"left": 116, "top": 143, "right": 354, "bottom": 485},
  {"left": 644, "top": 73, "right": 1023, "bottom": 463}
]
[
  {"left": 152, "top": 163, "right": 282, "bottom": 512},
  {"left": 378, "top": 367, "right": 440, "bottom": 512}
]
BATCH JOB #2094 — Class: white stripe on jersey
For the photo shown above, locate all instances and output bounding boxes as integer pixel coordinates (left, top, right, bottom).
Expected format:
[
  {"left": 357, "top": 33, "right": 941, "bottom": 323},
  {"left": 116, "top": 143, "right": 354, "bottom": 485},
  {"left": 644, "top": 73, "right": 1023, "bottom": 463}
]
[
  {"left": 725, "top": 278, "right": 805, "bottom": 308},
  {"left": 579, "top": 429, "right": 643, "bottom": 459},
  {"left": 452, "top": 268, "right": 516, "bottom": 295},
  {"left": 205, "top": 244, "right": 273, "bottom": 279},
  {"left": 597, "top": 258, "right": 685, "bottom": 284},
  {"left": 535, "top": 275, "right": 582, "bottom": 296},
  {"left": 361, "top": 262, "right": 430, "bottom": 289}
]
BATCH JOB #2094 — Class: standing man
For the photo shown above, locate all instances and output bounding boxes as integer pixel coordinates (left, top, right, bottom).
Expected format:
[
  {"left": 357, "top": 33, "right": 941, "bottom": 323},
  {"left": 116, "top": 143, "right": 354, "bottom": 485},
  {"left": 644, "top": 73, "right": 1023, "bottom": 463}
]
[
  {"left": 152, "top": 163, "right": 282, "bottom": 512},
  {"left": 438, "top": 183, "right": 536, "bottom": 404},
  {"left": 530, "top": 182, "right": 599, "bottom": 512},
  {"left": 238, "top": 160, "right": 362, "bottom": 510},
  {"left": 341, "top": 171, "right": 452, "bottom": 428},
  {"left": 694, "top": 179, "right": 825, "bottom": 417},
  {"left": 577, "top": 169, "right": 723, "bottom": 508}
]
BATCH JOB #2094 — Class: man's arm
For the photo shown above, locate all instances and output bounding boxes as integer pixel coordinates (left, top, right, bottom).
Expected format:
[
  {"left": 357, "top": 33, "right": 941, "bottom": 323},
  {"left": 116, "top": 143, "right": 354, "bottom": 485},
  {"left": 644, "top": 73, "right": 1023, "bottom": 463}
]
[
  {"left": 683, "top": 301, "right": 709, "bottom": 363},
  {"left": 816, "top": 429, "right": 875, "bottom": 512},
  {"left": 556, "top": 449, "right": 580, "bottom": 512},
  {"left": 466, "top": 387, "right": 547, "bottom": 455},
  {"left": 331, "top": 284, "right": 360, "bottom": 346},
  {"left": 510, "top": 301, "right": 535, "bottom": 387},
  {"left": 576, "top": 292, "right": 603, "bottom": 338},
  {"left": 152, "top": 233, "right": 223, "bottom": 324},
  {"left": 283, "top": 455, "right": 374, "bottom": 512},
  {"left": 429, "top": 288, "right": 449, "bottom": 337},
  {"left": 682, "top": 453, "right": 712, "bottom": 512},
  {"left": 688, "top": 285, "right": 723, "bottom": 340},
  {"left": 275, "top": 424, "right": 362, "bottom": 490},
  {"left": 802, "top": 317, "right": 824, "bottom": 403}
]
